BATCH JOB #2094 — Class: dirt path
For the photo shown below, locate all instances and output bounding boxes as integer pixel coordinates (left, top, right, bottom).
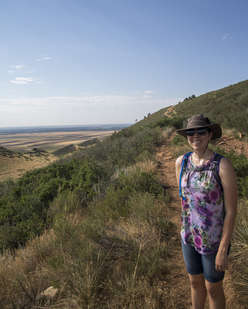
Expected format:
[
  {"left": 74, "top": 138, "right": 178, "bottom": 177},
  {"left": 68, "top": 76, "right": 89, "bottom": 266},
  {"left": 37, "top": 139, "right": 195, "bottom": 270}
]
[{"left": 156, "top": 142, "right": 245, "bottom": 309}]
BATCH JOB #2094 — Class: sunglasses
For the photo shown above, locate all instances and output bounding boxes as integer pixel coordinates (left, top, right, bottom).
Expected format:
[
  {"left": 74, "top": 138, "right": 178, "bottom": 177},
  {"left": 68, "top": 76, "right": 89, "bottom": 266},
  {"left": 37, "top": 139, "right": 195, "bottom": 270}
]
[{"left": 185, "top": 128, "right": 210, "bottom": 136}]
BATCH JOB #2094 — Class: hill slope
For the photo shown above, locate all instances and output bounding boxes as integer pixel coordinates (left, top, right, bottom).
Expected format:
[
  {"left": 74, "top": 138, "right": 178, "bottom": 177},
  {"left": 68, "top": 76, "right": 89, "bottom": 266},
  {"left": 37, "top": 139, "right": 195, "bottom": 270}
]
[
  {"left": 0, "top": 147, "right": 56, "bottom": 181},
  {"left": 0, "top": 79, "right": 247, "bottom": 308},
  {"left": 174, "top": 79, "right": 248, "bottom": 133},
  {"left": 133, "top": 79, "right": 248, "bottom": 135}
]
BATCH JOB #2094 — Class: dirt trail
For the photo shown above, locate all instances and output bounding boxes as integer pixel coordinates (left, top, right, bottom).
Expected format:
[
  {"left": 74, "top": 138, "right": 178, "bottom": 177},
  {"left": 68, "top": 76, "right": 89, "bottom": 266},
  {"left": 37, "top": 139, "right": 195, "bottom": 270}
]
[{"left": 156, "top": 142, "right": 245, "bottom": 309}]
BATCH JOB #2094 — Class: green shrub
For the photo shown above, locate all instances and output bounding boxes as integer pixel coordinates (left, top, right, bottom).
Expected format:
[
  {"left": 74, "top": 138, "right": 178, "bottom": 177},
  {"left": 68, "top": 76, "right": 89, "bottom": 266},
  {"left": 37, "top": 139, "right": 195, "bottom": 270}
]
[
  {"left": 0, "top": 158, "right": 107, "bottom": 251},
  {"left": 113, "top": 170, "right": 164, "bottom": 198},
  {"left": 170, "top": 134, "right": 186, "bottom": 146},
  {"left": 0, "top": 119, "right": 164, "bottom": 252},
  {"left": 157, "top": 116, "right": 185, "bottom": 129}
]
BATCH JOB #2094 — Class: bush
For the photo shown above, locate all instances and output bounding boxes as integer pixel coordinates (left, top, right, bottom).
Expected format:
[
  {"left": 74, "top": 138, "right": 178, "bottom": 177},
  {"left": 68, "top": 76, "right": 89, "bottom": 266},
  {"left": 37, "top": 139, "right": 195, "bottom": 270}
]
[
  {"left": 0, "top": 121, "right": 164, "bottom": 252},
  {"left": 170, "top": 134, "right": 186, "bottom": 146},
  {"left": 157, "top": 116, "right": 185, "bottom": 129},
  {"left": 0, "top": 158, "right": 107, "bottom": 251}
]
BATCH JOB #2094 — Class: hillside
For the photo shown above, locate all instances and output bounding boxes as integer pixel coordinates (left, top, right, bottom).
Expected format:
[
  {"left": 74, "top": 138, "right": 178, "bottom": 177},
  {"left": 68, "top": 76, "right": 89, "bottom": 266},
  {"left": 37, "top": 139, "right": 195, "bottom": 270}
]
[
  {"left": 174, "top": 79, "right": 248, "bottom": 134},
  {"left": 0, "top": 79, "right": 247, "bottom": 308},
  {"left": 134, "top": 79, "right": 248, "bottom": 135},
  {"left": 0, "top": 146, "right": 57, "bottom": 181}
]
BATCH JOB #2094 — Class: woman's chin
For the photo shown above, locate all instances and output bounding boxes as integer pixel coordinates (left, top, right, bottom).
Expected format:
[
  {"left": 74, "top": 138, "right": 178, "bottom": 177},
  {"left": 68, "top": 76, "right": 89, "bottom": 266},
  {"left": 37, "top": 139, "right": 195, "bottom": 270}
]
[
  {"left": 191, "top": 144, "right": 205, "bottom": 152},
  {"left": 191, "top": 142, "right": 201, "bottom": 148}
]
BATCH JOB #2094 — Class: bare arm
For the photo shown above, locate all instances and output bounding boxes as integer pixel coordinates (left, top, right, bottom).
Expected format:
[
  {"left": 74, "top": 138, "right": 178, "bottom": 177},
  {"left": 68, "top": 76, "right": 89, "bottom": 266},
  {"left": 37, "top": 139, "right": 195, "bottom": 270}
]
[
  {"left": 215, "top": 157, "right": 238, "bottom": 271},
  {"left": 175, "top": 155, "right": 184, "bottom": 186}
]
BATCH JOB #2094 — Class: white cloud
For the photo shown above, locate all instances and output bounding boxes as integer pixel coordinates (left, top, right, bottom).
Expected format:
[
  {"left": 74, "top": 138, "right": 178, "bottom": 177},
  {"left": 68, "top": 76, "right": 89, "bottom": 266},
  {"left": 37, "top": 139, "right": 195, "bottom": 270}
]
[
  {"left": 36, "top": 56, "right": 52, "bottom": 62},
  {"left": 9, "top": 77, "right": 35, "bottom": 85},
  {"left": 0, "top": 94, "right": 177, "bottom": 108},
  {"left": 143, "top": 90, "right": 154, "bottom": 98},
  {"left": 10, "top": 64, "right": 25, "bottom": 70},
  {"left": 144, "top": 90, "right": 153, "bottom": 95},
  {"left": 222, "top": 33, "right": 232, "bottom": 41},
  {"left": 0, "top": 94, "right": 179, "bottom": 126}
]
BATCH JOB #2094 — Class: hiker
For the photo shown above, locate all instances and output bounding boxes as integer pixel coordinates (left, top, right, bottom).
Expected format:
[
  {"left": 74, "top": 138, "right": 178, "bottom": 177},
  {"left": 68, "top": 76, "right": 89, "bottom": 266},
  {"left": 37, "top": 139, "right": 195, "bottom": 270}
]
[{"left": 175, "top": 114, "right": 237, "bottom": 309}]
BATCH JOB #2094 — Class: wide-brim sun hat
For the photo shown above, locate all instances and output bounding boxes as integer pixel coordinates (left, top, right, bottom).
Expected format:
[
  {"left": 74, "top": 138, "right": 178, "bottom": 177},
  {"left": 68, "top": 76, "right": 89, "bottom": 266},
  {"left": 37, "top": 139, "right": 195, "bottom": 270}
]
[{"left": 176, "top": 114, "right": 222, "bottom": 140}]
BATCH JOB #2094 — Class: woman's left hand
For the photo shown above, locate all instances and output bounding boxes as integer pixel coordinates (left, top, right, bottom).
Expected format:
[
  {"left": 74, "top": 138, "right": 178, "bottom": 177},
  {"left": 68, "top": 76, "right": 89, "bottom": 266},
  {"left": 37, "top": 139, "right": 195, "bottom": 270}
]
[{"left": 215, "top": 251, "right": 228, "bottom": 272}]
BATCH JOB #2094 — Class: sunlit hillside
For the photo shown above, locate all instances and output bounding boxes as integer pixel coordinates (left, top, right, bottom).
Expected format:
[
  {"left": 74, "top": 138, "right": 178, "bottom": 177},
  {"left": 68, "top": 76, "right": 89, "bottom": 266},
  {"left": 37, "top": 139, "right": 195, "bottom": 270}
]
[{"left": 0, "top": 80, "right": 247, "bottom": 308}]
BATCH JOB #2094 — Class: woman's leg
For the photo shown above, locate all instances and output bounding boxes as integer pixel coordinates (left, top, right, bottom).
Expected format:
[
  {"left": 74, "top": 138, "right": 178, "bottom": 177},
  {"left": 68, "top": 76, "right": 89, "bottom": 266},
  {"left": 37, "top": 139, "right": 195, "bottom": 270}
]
[
  {"left": 201, "top": 252, "right": 226, "bottom": 308},
  {"left": 181, "top": 241, "right": 206, "bottom": 308},
  {"left": 188, "top": 274, "right": 207, "bottom": 309},
  {"left": 205, "top": 280, "right": 225, "bottom": 309}
]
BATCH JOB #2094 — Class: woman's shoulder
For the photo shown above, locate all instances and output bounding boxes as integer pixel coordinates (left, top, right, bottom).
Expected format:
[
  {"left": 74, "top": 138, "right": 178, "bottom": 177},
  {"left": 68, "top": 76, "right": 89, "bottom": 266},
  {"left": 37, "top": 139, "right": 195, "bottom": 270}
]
[
  {"left": 219, "top": 156, "right": 233, "bottom": 169},
  {"left": 218, "top": 155, "right": 236, "bottom": 179},
  {"left": 175, "top": 154, "right": 184, "bottom": 166},
  {"left": 175, "top": 152, "right": 192, "bottom": 168}
]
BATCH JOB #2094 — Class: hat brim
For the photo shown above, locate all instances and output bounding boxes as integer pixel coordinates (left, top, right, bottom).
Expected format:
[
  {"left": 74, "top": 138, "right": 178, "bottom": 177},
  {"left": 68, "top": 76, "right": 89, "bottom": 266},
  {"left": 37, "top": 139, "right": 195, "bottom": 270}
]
[{"left": 176, "top": 123, "right": 222, "bottom": 140}]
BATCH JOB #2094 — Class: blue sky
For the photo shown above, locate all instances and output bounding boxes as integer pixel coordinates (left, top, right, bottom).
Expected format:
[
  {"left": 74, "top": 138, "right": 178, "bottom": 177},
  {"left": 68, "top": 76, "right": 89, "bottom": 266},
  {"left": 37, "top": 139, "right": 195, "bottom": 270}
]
[{"left": 0, "top": 0, "right": 247, "bottom": 126}]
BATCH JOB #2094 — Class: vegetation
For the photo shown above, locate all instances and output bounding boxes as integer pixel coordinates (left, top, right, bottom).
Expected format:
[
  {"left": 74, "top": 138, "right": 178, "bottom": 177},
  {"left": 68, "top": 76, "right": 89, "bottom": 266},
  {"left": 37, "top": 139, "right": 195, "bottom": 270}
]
[
  {"left": 231, "top": 200, "right": 248, "bottom": 307},
  {"left": 0, "top": 146, "right": 21, "bottom": 157},
  {"left": 79, "top": 137, "right": 99, "bottom": 147},
  {"left": 0, "top": 79, "right": 248, "bottom": 307},
  {"left": 0, "top": 162, "right": 174, "bottom": 308},
  {"left": 0, "top": 123, "right": 165, "bottom": 252},
  {"left": 52, "top": 144, "right": 77, "bottom": 156},
  {"left": 174, "top": 80, "right": 248, "bottom": 134}
]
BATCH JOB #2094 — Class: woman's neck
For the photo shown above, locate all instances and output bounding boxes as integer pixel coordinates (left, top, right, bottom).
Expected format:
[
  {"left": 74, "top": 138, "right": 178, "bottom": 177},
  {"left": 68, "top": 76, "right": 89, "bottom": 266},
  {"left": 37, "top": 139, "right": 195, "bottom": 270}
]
[{"left": 192, "top": 148, "right": 213, "bottom": 165}]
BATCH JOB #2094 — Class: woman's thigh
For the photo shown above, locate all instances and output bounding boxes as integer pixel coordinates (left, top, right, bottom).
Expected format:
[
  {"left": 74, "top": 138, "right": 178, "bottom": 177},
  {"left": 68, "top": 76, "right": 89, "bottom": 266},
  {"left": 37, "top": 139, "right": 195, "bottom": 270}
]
[
  {"left": 181, "top": 240, "right": 225, "bottom": 282},
  {"left": 181, "top": 240, "right": 203, "bottom": 275},
  {"left": 201, "top": 254, "right": 225, "bottom": 283}
]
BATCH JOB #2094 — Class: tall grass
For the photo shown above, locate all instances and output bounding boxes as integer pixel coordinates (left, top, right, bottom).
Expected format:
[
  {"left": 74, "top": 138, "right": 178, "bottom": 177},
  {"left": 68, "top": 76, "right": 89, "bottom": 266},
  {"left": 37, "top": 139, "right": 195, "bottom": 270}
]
[
  {"left": 0, "top": 162, "right": 175, "bottom": 308},
  {"left": 231, "top": 200, "right": 248, "bottom": 306}
]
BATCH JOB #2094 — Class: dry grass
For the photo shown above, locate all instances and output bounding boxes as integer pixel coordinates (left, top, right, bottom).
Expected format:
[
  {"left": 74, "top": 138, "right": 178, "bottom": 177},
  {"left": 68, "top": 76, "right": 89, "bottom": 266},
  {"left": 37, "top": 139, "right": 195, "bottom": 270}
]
[
  {"left": 230, "top": 200, "right": 248, "bottom": 306},
  {"left": 0, "top": 230, "right": 58, "bottom": 308},
  {"left": 0, "top": 158, "right": 176, "bottom": 308},
  {"left": 0, "top": 152, "right": 57, "bottom": 181},
  {"left": 161, "top": 126, "right": 174, "bottom": 139},
  {"left": 112, "top": 159, "right": 156, "bottom": 180}
]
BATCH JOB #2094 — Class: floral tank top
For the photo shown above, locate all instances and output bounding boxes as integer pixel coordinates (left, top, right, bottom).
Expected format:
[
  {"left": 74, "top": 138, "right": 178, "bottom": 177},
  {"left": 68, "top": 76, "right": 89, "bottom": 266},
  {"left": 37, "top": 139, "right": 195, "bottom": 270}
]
[{"left": 180, "top": 152, "right": 225, "bottom": 255}]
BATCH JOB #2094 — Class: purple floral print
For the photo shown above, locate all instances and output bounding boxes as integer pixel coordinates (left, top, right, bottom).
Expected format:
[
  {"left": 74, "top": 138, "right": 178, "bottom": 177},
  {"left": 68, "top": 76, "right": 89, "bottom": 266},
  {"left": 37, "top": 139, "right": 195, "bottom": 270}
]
[
  {"left": 180, "top": 153, "right": 224, "bottom": 255},
  {"left": 194, "top": 236, "right": 202, "bottom": 248}
]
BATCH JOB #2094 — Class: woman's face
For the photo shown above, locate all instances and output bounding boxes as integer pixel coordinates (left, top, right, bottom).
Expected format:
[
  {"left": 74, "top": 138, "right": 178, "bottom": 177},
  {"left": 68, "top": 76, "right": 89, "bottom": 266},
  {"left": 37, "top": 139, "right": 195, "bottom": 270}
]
[{"left": 186, "top": 128, "right": 212, "bottom": 152}]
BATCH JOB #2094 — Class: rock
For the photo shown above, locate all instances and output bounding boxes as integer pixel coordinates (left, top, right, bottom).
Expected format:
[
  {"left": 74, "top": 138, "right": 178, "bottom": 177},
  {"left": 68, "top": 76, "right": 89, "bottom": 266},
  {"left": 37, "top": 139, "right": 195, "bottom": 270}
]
[{"left": 40, "top": 286, "right": 58, "bottom": 298}]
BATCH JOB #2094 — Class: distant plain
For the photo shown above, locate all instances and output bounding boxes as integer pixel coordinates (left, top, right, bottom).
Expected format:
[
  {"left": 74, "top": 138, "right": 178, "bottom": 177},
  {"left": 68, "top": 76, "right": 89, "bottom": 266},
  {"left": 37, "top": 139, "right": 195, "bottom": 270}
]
[
  {"left": 0, "top": 130, "right": 114, "bottom": 152},
  {"left": 0, "top": 127, "right": 118, "bottom": 181}
]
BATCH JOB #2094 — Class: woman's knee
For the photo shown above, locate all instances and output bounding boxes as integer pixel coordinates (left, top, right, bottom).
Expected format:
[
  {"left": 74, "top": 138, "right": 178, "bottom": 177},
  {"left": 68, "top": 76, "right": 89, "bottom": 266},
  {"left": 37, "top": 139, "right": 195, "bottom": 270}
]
[
  {"left": 189, "top": 274, "right": 205, "bottom": 290},
  {"left": 205, "top": 280, "right": 224, "bottom": 298}
]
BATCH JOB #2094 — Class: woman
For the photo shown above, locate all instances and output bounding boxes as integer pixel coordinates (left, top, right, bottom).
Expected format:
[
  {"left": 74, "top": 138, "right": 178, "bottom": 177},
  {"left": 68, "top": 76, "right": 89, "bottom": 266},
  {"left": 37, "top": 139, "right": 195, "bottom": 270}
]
[{"left": 175, "top": 114, "right": 237, "bottom": 309}]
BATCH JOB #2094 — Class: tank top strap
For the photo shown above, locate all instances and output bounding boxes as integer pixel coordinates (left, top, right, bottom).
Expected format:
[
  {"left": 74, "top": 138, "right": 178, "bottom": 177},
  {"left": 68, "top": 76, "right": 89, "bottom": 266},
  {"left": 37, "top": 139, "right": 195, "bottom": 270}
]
[
  {"left": 210, "top": 152, "right": 224, "bottom": 191},
  {"left": 179, "top": 152, "right": 192, "bottom": 200}
]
